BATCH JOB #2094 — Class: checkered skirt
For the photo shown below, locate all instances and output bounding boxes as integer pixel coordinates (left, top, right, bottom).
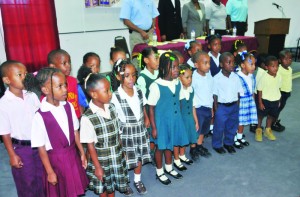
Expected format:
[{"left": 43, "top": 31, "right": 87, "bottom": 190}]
[
  {"left": 238, "top": 74, "right": 258, "bottom": 125},
  {"left": 114, "top": 88, "right": 151, "bottom": 170},
  {"left": 84, "top": 104, "right": 129, "bottom": 194}
]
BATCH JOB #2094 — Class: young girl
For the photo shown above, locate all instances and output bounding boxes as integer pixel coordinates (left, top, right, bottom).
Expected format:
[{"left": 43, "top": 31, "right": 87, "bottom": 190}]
[
  {"left": 231, "top": 40, "right": 247, "bottom": 72},
  {"left": 185, "top": 40, "right": 203, "bottom": 70},
  {"left": 235, "top": 52, "right": 257, "bottom": 149},
  {"left": 177, "top": 64, "right": 198, "bottom": 167},
  {"left": 106, "top": 47, "right": 126, "bottom": 92},
  {"left": 80, "top": 74, "right": 130, "bottom": 197},
  {"left": 136, "top": 47, "right": 159, "bottom": 165},
  {"left": 77, "top": 65, "right": 93, "bottom": 113},
  {"left": 111, "top": 61, "right": 151, "bottom": 195},
  {"left": 148, "top": 52, "right": 188, "bottom": 185},
  {"left": 206, "top": 34, "right": 222, "bottom": 77},
  {"left": 30, "top": 67, "right": 89, "bottom": 197}
]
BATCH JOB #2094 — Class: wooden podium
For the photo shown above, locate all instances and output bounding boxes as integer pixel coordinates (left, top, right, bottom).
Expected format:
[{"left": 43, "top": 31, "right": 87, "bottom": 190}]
[{"left": 254, "top": 18, "right": 290, "bottom": 56}]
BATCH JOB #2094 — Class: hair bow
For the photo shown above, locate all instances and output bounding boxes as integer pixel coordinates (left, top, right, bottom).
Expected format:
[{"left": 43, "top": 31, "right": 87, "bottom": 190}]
[
  {"left": 238, "top": 50, "right": 248, "bottom": 61},
  {"left": 137, "top": 53, "right": 143, "bottom": 68},
  {"left": 180, "top": 69, "right": 186, "bottom": 74},
  {"left": 184, "top": 40, "right": 192, "bottom": 50}
]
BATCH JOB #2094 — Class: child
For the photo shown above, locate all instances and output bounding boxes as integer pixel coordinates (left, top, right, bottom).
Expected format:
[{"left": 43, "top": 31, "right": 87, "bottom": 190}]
[
  {"left": 80, "top": 74, "right": 130, "bottom": 197},
  {"left": 111, "top": 61, "right": 151, "bottom": 195},
  {"left": 82, "top": 52, "right": 101, "bottom": 74},
  {"left": 106, "top": 47, "right": 126, "bottom": 92},
  {"left": 173, "top": 50, "right": 185, "bottom": 64},
  {"left": 271, "top": 50, "right": 293, "bottom": 132},
  {"left": 234, "top": 52, "right": 257, "bottom": 148},
  {"left": 206, "top": 34, "right": 222, "bottom": 77},
  {"left": 30, "top": 67, "right": 89, "bottom": 197},
  {"left": 231, "top": 40, "right": 247, "bottom": 72},
  {"left": 136, "top": 47, "right": 159, "bottom": 165},
  {"left": 212, "top": 52, "right": 242, "bottom": 154},
  {"left": 185, "top": 40, "right": 203, "bottom": 69},
  {"left": 178, "top": 64, "right": 199, "bottom": 165},
  {"left": 0, "top": 61, "right": 44, "bottom": 197},
  {"left": 192, "top": 51, "right": 213, "bottom": 158},
  {"left": 255, "top": 56, "right": 281, "bottom": 142},
  {"left": 48, "top": 49, "right": 81, "bottom": 118},
  {"left": 77, "top": 65, "right": 93, "bottom": 113},
  {"left": 148, "top": 52, "right": 188, "bottom": 185}
]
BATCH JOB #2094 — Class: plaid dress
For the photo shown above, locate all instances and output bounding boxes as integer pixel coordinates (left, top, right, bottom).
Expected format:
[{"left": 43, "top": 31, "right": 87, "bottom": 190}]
[
  {"left": 238, "top": 74, "right": 258, "bottom": 125},
  {"left": 84, "top": 104, "right": 129, "bottom": 194},
  {"left": 114, "top": 88, "right": 151, "bottom": 170}
]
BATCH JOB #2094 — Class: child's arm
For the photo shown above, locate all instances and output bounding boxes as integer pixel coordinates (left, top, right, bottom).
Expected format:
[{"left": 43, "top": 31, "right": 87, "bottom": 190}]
[
  {"left": 193, "top": 107, "right": 199, "bottom": 131},
  {"left": 2, "top": 134, "right": 23, "bottom": 168},
  {"left": 149, "top": 105, "right": 157, "bottom": 139},
  {"left": 75, "top": 130, "right": 87, "bottom": 169},
  {"left": 257, "top": 90, "right": 265, "bottom": 110},
  {"left": 213, "top": 95, "right": 218, "bottom": 112},
  {"left": 38, "top": 146, "right": 57, "bottom": 185},
  {"left": 87, "top": 143, "right": 104, "bottom": 182},
  {"left": 143, "top": 106, "right": 150, "bottom": 128}
]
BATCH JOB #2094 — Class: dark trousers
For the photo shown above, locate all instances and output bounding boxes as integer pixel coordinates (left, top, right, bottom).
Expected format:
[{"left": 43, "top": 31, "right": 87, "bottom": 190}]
[
  {"left": 276, "top": 91, "right": 291, "bottom": 119},
  {"left": 231, "top": 21, "right": 247, "bottom": 36}
]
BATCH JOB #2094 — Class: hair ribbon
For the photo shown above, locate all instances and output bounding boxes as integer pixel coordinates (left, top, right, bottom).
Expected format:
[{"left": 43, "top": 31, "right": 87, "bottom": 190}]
[{"left": 84, "top": 73, "right": 93, "bottom": 89}]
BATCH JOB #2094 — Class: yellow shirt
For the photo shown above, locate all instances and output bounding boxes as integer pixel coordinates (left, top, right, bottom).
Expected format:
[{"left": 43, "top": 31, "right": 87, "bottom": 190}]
[
  {"left": 278, "top": 65, "right": 292, "bottom": 93},
  {"left": 257, "top": 72, "right": 282, "bottom": 101}
]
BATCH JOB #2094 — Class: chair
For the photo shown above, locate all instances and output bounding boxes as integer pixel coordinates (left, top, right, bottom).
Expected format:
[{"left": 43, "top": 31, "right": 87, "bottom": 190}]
[{"left": 114, "top": 36, "right": 131, "bottom": 60}]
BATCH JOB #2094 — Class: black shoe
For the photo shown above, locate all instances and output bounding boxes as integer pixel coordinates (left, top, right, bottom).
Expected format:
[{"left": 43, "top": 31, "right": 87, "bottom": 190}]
[
  {"left": 213, "top": 147, "right": 226, "bottom": 154},
  {"left": 156, "top": 174, "right": 171, "bottom": 185},
  {"left": 173, "top": 162, "right": 187, "bottom": 171},
  {"left": 237, "top": 138, "right": 250, "bottom": 146},
  {"left": 204, "top": 130, "right": 213, "bottom": 138},
  {"left": 271, "top": 119, "right": 285, "bottom": 132},
  {"left": 196, "top": 145, "right": 211, "bottom": 157},
  {"left": 134, "top": 181, "right": 147, "bottom": 195},
  {"left": 224, "top": 145, "right": 236, "bottom": 154},
  {"left": 233, "top": 140, "right": 244, "bottom": 149},
  {"left": 189, "top": 148, "right": 199, "bottom": 161},
  {"left": 249, "top": 124, "right": 257, "bottom": 133},
  {"left": 164, "top": 169, "right": 183, "bottom": 179},
  {"left": 179, "top": 157, "right": 193, "bottom": 165}
]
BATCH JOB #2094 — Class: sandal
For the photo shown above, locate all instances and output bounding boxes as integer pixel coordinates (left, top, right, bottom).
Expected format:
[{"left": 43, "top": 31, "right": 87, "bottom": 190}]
[{"left": 134, "top": 181, "right": 147, "bottom": 194}]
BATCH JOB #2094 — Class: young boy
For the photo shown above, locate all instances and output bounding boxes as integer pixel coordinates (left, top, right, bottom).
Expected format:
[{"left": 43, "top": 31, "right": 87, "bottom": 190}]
[
  {"left": 0, "top": 61, "right": 44, "bottom": 196},
  {"left": 256, "top": 56, "right": 281, "bottom": 141},
  {"left": 212, "top": 52, "right": 242, "bottom": 154},
  {"left": 48, "top": 49, "right": 81, "bottom": 118},
  {"left": 271, "top": 50, "right": 293, "bottom": 132},
  {"left": 192, "top": 51, "right": 213, "bottom": 159}
]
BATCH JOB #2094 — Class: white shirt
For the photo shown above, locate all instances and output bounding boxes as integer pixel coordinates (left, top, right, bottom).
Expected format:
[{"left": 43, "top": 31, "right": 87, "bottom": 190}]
[
  {"left": 111, "top": 86, "right": 146, "bottom": 123},
  {"left": 171, "top": 0, "right": 175, "bottom": 7},
  {"left": 80, "top": 102, "right": 111, "bottom": 144},
  {"left": 237, "top": 70, "right": 253, "bottom": 96},
  {"left": 31, "top": 98, "right": 79, "bottom": 150},
  {"left": 213, "top": 71, "right": 242, "bottom": 103},
  {"left": 192, "top": 71, "right": 214, "bottom": 108},
  {"left": 0, "top": 90, "right": 40, "bottom": 140},
  {"left": 187, "top": 58, "right": 194, "bottom": 68},
  {"left": 179, "top": 83, "right": 193, "bottom": 101},
  {"left": 208, "top": 51, "right": 220, "bottom": 68},
  {"left": 206, "top": 1, "right": 227, "bottom": 29},
  {"left": 148, "top": 78, "right": 179, "bottom": 106},
  {"left": 136, "top": 68, "right": 159, "bottom": 96}
]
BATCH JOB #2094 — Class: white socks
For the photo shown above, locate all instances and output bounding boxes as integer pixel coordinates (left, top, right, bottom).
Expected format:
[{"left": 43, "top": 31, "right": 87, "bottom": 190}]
[
  {"left": 134, "top": 173, "right": 141, "bottom": 183},
  {"left": 174, "top": 159, "right": 182, "bottom": 167},
  {"left": 165, "top": 164, "right": 178, "bottom": 175},
  {"left": 210, "top": 125, "right": 214, "bottom": 133},
  {"left": 179, "top": 154, "right": 187, "bottom": 161},
  {"left": 156, "top": 168, "right": 168, "bottom": 181},
  {"left": 237, "top": 133, "right": 243, "bottom": 139}
]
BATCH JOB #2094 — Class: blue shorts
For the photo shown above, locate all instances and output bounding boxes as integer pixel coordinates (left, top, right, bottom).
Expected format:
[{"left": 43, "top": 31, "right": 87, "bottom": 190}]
[{"left": 196, "top": 106, "right": 212, "bottom": 135}]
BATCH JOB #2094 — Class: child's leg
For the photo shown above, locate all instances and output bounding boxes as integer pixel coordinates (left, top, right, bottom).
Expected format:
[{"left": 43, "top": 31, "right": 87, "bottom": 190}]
[
  {"left": 266, "top": 115, "right": 274, "bottom": 128},
  {"left": 179, "top": 146, "right": 185, "bottom": 156},
  {"left": 264, "top": 115, "right": 276, "bottom": 140},
  {"left": 165, "top": 150, "right": 182, "bottom": 178},
  {"left": 174, "top": 147, "right": 187, "bottom": 171},
  {"left": 255, "top": 115, "right": 264, "bottom": 142},
  {"left": 155, "top": 148, "right": 163, "bottom": 169},
  {"left": 236, "top": 125, "right": 249, "bottom": 146},
  {"left": 223, "top": 105, "right": 239, "bottom": 147},
  {"left": 155, "top": 149, "right": 170, "bottom": 184},
  {"left": 133, "top": 162, "right": 147, "bottom": 194},
  {"left": 212, "top": 105, "right": 227, "bottom": 149},
  {"left": 173, "top": 146, "right": 179, "bottom": 160}
]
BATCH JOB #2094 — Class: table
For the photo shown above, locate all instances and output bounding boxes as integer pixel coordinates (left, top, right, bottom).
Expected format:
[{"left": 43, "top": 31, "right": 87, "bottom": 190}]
[{"left": 132, "top": 36, "right": 258, "bottom": 62}]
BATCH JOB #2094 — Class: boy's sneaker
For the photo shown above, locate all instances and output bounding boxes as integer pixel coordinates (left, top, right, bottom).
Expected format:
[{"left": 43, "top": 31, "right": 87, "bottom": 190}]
[
  {"left": 255, "top": 128, "right": 263, "bottom": 142},
  {"left": 264, "top": 128, "right": 276, "bottom": 141},
  {"left": 271, "top": 119, "right": 285, "bottom": 132}
]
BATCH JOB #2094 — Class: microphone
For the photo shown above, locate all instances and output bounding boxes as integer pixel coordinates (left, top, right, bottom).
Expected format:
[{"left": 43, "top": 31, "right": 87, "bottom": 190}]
[{"left": 272, "top": 3, "right": 281, "bottom": 8}]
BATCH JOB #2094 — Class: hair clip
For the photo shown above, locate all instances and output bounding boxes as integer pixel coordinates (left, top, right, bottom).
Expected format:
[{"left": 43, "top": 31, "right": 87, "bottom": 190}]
[
  {"left": 84, "top": 73, "right": 93, "bottom": 89},
  {"left": 165, "top": 54, "right": 170, "bottom": 57},
  {"left": 137, "top": 53, "right": 143, "bottom": 68},
  {"left": 119, "top": 71, "right": 124, "bottom": 75},
  {"left": 180, "top": 70, "right": 186, "bottom": 74},
  {"left": 169, "top": 56, "right": 175, "bottom": 61},
  {"left": 33, "top": 71, "right": 38, "bottom": 77},
  {"left": 184, "top": 40, "right": 191, "bottom": 50},
  {"left": 238, "top": 50, "right": 248, "bottom": 61},
  {"left": 234, "top": 39, "right": 244, "bottom": 50}
]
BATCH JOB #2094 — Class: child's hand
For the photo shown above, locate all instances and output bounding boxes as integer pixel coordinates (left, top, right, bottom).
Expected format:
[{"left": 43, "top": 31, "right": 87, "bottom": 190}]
[
  {"left": 81, "top": 154, "right": 87, "bottom": 169},
  {"left": 95, "top": 167, "right": 104, "bottom": 182},
  {"left": 48, "top": 172, "right": 58, "bottom": 186},
  {"left": 259, "top": 102, "right": 265, "bottom": 111},
  {"left": 152, "top": 128, "right": 157, "bottom": 139},
  {"left": 195, "top": 122, "right": 199, "bottom": 132},
  {"left": 144, "top": 116, "right": 150, "bottom": 128},
  {"left": 10, "top": 154, "right": 23, "bottom": 168}
]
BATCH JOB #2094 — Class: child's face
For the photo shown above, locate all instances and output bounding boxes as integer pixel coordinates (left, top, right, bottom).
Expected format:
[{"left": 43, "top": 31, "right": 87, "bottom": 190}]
[
  {"left": 179, "top": 69, "right": 192, "bottom": 88},
  {"left": 281, "top": 53, "right": 292, "bottom": 68},
  {"left": 85, "top": 56, "right": 100, "bottom": 74},
  {"left": 195, "top": 54, "right": 210, "bottom": 75},
  {"left": 111, "top": 52, "right": 126, "bottom": 65},
  {"left": 51, "top": 54, "right": 72, "bottom": 76},
  {"left": 208, "top": 38, "right": 221, "bottom": 55},
  {"left": 43, "top": 72, "right": 67, "bottom": 105},
  {"left": 3, "top": 63, "right": 27, "bottom": 91},
  {"left": 220, "top": 55, "right": 235, "bottom": 74},
  {"left": 145, "top": 51, "right": 159, "bottom": 71},
  {"left": 266, "top": 60, "right": 279, "bottom": 77},
  {"left": 170, "top": 60, "right": 179, "bottom": 79},
  {"left": 242, "top": 56, "right": 256, "bottom": 74},
  {"left": 176, "top": 55, "right": 185, "bottom": 64},
  {"left": 121, "top": 64, "right": 137, "bottom": 90},
  {"left": 188, "top": 43, "right": 202, "bottom": 56},
  {"left": 91, "top": 79, "right": 112, "bottom": 104}
]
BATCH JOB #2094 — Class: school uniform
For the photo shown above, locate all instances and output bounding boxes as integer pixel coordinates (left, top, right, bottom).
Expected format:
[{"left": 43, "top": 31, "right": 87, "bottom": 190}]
[
  {"left": 111, "top": 86, "right": 151, "bottom": 170},
  {"left": 148, "top": 78, "right": 189, "bottom": 150},
  {"left": 212, "top": 72, "right": 242, "bottom": 148},
  {"left": 180, "top": 83, "right": 197, "bottom": 144},
  {"left": 277, "top": 65, "right": 292, "bottom": 118},
  {"left": 31, "top": 98, "right": 88, "bottom": 197},
  {"left": 192, "top": 71, "right": 214, "bottom": 135},
  {"left": 67, "top": 76, "right": 81, "bottom": 118},
  {"left": 80, "top": 102, "right": 129, "bottom": 195},
  {"left": 208, "top": 51, "right": 221, "bottom": 77},
  {"left": 0, "top": 90, "right": 44, "bottom": 197},
  {"left": 237, "top": 71, "right": 258, "bottom": 125}
]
